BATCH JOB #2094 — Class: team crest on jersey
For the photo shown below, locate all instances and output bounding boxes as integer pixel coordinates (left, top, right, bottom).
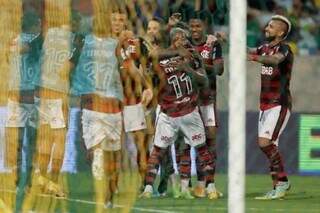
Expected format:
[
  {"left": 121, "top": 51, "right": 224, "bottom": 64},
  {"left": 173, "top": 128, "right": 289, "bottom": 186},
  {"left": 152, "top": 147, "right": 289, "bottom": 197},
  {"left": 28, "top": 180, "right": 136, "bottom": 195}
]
[{"left": 201, "top": 50, "right": 210, "bottom": 59}]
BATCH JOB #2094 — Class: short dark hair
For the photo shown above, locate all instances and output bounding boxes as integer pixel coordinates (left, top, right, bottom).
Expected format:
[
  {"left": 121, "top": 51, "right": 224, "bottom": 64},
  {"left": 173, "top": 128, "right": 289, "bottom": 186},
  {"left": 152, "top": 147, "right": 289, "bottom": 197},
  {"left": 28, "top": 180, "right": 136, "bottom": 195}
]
[{"left": 22, "top": 10, "right": 40, "bottom": 31}]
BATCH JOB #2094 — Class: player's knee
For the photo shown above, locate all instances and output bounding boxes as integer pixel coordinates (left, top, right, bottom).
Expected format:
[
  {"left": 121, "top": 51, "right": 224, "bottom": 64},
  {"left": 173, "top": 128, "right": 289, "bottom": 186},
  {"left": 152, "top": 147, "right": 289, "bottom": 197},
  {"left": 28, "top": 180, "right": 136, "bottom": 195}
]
[
  {"left": 205, "top": 126, "right": 216, "bottom": 139},
  {"left": 38, "top": 153, "right": 51, "bottom": 172},
  {"left": 258, "top": 137, "right": 272, "bottom": 148}
]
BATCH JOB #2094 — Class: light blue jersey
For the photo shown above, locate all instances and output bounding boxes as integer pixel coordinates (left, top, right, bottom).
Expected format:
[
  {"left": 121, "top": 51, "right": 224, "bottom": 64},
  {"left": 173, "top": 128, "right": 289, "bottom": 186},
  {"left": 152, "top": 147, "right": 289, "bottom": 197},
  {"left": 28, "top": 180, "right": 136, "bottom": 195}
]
[
  {"left": 8, "top": 33, "right": 42, "bottom": 91},
  {"left": 71, "top": 34, "right": 123, "bottom": 101},
  {"left": 36, "top": 27, "right": 74, "bottom": 93}
]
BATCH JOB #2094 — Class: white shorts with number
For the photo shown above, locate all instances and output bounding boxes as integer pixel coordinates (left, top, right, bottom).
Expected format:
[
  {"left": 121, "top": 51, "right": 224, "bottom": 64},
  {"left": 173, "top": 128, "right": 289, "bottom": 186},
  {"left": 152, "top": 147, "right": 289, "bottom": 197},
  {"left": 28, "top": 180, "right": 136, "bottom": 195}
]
[
  {"left": 123, "top": 103, "right": 147, "bottom": 132},
  {"left": 5, "top": 99, "right": 37, "bottom": 128},
  {"left": 82, "top": 109, "right": 122, "bottom": 151},
  {"left": 199, "top": 103, "right": 217, "bottom": 127},
  {"left": 35, "top": 97, "right": 66, "bottom": 129},
  {"left": 154, "top": 107, "right": 206, "bottom": 148},
  {"left": 258, "top": 105, "right": 290, "bottom": 145}
]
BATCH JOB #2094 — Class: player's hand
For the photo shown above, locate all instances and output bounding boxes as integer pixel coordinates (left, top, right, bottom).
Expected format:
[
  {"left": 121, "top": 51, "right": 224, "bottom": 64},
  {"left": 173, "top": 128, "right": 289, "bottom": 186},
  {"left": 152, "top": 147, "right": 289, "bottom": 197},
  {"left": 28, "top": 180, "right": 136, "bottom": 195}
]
[
  {"left": 141, "top": 88, "right": 153, "bottom": 107},
  {"left": 247, "top": 54, "right": 259, "bottom": 61},
  {"left": 206, "top": 34, "right": 218, "bottom": 46},
  {"left": 215, "top": 32, "right": 227, "bottom": 42},
  {"left": 119, "top": 30, "right": 135, "bottom": 47},
  {"left": 177, "top": 46, "right": 192, "bottom": 59},
  {"left": 168, "top": 13, "right": 181, "bottom": 27}
]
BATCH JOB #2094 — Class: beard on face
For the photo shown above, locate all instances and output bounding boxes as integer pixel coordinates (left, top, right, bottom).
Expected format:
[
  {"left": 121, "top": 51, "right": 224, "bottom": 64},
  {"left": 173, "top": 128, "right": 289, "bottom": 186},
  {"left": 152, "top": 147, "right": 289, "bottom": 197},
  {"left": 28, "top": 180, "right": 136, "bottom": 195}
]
[{"left": 265, "top": 34, "right": 276, "bottom": 42}]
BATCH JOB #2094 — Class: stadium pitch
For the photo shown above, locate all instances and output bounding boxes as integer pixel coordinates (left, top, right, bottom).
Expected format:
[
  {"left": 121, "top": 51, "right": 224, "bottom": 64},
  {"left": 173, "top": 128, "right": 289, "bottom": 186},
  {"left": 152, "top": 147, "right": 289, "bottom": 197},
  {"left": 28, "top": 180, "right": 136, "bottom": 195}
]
[{"left": 3, "top": 173, "right": 318, "bottom": 213}]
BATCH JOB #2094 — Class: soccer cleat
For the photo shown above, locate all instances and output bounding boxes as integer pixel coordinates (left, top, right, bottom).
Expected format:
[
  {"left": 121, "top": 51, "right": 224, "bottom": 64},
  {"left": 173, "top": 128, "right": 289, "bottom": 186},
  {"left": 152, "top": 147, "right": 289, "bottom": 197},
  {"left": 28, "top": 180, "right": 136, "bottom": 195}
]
[
  {"left": 139, "top": 185, "right": 153, "bottom": 198},
  {"left": 158, "top": 177, "right": 169, "bottom": 195},
  {"left": 254, "top": 189, "right": 276, "bottom": 200},
  {"left": 180, "top": 189, "right": 195, "bottom": 199},
  {"left": 172, "top": 183, "right": 181, "bottom": 198},
  {"left": 44, "top": 180, "right": 66, "bottom": 198},
  {"left": 193, "top": 185, "right": 206, "bottom": 198},
  {"left": 159, "top": 192, "right": 167, "bottom": 197},
  {"left": 206, "top": 183, "right": 223, "bottom": 200},
  {"left": 104, "top": 201, "right": 113, "bottom": 209},
  {"left": 272, "top": 181, "right": 291, "bottom": 199}
]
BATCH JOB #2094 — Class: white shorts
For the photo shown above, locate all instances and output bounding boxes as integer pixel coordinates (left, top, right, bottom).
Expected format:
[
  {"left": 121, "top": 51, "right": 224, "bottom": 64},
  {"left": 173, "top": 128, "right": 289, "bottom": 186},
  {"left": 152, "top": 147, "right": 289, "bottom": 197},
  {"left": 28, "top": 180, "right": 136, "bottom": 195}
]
[
  {"left": 5, "top": 99, "right": 37, "bottom": 128},
  {"left": 123, "top": 103, "right": 146, "bottom": 132},
  {"left": 258, "top": 105, "right": 290, "bottom": 145},
  {"left": 199, "top": 103, "right": 217, "bottom": 127},
  {"left": 154, "top": 107, "right": 206, "bottom": 148},
  {"left": 82, "top": 109, "right": 122, "bottom": 151},
  {"left": 35, "top": 97, "right": 66, "bottom": 129}
]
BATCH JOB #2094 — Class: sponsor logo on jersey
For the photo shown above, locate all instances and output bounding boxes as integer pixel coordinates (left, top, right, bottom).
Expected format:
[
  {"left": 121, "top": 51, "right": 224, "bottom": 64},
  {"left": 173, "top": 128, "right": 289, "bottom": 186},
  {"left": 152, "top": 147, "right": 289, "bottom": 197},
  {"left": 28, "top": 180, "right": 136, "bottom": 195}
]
[
  {"left": 261, "top": 65, "right": 273, "bottom": 75},
  {"left": 192, "top": 133, "right": 202, "bottom": 141},
  {"left": 161, "top": 135, "right": 173, "bottom": 143}
]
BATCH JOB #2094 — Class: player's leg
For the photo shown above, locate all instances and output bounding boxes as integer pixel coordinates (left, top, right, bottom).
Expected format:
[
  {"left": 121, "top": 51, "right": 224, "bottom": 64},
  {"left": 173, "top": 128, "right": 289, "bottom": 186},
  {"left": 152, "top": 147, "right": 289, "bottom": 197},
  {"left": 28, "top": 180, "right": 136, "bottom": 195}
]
[
  {"left": 46, "top": 127, "right": 66, "bottom": 197},
  {"left": 4, "top": 126, "right": 22, "bottom": 211},
  {"left": 255, "top": 106, "right": 291, "bottom": 200},
  {"left": 103, "top": 150, "right": 113, "bottom": 208},
  {"left": 180, "top": 108, "right": 215, "bottom": 198},
  {"left": 5, "top": 127, "right": 21, "bottom": 182},
  {"left": 158, "top": 145, "right": 176, "bottom": 197},
  {"left": 140, "top": 111, "right": 178, "bottom": 198},
  {"left": 35, "top": 124, "right": 53, "bottom": 185},
  {"left": 123, "top": 104, "right": 148, "bottom": 183},
  {"left": 176, "top": 141, "right": 193, "bottom": 199},
  {"left": 5, "top": 99, "right": 30, "bottom": 189},
  {"left": 133, "top": 130, "right": 148, "bottom": 185},
  {"left": 81, "top": 109, "right": 106, "bottom": 209},
  {"left": 196, "top": 103, "right": 222, "bottom": 199},
  {"left": 15, "top": 125, "right": 37, "bottom": 213}
]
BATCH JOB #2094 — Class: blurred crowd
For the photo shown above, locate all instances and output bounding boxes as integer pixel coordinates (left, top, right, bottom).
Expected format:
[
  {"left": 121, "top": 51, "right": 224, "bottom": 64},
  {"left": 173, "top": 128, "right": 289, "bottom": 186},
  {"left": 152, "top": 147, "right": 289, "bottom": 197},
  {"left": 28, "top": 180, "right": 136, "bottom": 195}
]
[
  {"left": 21, "top": 0, "right": 320, "bottom": 55},
  {"left": 248, "top": 0, "right": 320, "bottom": 55}
]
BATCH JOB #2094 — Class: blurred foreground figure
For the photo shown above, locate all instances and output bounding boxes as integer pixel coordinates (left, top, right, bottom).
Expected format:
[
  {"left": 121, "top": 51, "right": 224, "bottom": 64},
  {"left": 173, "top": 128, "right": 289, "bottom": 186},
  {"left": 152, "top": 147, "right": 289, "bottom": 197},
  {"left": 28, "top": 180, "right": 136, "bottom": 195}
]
[{"left": 5, "top": 10, "right": 42, "bottom": 212}]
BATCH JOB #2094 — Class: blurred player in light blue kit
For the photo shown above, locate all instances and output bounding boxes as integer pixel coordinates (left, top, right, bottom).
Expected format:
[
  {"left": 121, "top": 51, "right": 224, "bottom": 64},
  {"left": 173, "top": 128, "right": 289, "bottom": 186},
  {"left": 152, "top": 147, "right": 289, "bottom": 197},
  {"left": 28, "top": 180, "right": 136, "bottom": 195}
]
[{"left": 5, "top": 9, "right": 42, "bottom": 211}]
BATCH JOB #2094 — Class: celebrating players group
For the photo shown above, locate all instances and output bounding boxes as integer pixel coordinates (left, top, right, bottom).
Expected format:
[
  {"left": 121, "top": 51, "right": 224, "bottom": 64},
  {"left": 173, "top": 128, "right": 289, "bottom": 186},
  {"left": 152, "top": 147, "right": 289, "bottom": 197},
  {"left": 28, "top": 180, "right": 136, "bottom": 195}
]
[{"left": 1, "top": 0, "right": 294, "bottom": 211}]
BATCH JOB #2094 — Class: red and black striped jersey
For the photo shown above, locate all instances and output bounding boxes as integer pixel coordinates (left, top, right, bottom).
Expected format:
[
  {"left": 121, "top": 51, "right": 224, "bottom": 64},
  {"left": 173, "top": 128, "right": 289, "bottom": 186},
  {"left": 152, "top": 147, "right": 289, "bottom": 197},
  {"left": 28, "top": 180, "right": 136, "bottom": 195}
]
[
  {"left": 256, "top": 42, "right": 294, "bottom": 110},
  {"left": 156, "top": 54, "right": 199, "bottom": 117},
  {"left": 194, "top": 40, "right": 223, "bottom": 105}
]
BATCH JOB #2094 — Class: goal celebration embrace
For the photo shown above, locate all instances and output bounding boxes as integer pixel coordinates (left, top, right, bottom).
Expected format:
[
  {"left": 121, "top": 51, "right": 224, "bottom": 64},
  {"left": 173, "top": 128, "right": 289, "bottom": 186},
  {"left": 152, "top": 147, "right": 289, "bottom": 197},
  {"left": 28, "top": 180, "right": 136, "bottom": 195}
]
[{"left": 0, "top": 0, "right": 319, "bottom": 213}]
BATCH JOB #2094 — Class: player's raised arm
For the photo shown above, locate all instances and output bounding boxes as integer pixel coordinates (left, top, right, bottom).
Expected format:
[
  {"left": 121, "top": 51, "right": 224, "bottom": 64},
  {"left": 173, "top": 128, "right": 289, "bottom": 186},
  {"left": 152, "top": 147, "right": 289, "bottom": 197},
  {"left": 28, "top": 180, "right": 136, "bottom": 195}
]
[
  {"left": 205, "top": 42, "right": 224, "bottom": 76},
  {"left": 248, "top": 51, "right": 287, "bottom": 66}
]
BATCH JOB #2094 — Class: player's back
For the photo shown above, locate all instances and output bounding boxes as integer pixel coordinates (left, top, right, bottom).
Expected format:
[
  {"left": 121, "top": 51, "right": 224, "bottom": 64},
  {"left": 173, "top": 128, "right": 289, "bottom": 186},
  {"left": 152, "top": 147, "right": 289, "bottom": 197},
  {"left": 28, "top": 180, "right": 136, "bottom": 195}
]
[
  {"left": 9, "top": 32, "right": 42, "bottom": 92},
  {"left": 71, "top": 34, "right": 123, "bottom": 101},
  {"left": 38, "top": 27, "right": 74, "bottom": 93}
]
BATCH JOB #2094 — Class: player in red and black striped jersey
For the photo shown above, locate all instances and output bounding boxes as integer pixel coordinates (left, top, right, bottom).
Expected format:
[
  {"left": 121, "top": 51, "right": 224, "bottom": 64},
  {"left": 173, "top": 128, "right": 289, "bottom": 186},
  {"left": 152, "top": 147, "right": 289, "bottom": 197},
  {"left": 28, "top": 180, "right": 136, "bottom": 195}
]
[
  {"left": 247, "top": 15, "right": 293, "bottom": 200},
  {"left": 140, "top": 27, "right": 215, "bottom": 199},
  {"left": 187, "top": 17, "right": 224, "bottom": 199}
]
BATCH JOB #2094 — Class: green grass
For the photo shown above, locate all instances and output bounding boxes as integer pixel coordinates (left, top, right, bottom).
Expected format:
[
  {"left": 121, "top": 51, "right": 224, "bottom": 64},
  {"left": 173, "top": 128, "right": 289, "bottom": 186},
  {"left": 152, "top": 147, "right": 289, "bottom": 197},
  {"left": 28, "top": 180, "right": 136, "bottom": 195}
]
[
  {"left": 59, "top": 173, "right": 320, "bottom": 212},
  {"left": 2, "top": 173, "right": 320, "bottom": 212}
]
